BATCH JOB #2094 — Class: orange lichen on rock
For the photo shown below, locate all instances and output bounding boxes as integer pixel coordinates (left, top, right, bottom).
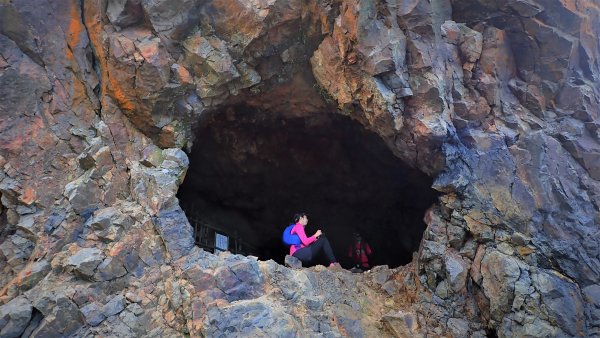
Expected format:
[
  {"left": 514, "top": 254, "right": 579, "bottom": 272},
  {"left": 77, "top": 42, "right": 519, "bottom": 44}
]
[
  {"left": 20, "top": 186, "right": 36, "bottom": 205},
  {"left": 107, "top": 73, "right": 136, "bottom": 111},
  {"left": 82, "top": 0, "right": 135, "bottom": 112},
  {"left": 66, "top": 0, "right": 84, "bottom": 60}
]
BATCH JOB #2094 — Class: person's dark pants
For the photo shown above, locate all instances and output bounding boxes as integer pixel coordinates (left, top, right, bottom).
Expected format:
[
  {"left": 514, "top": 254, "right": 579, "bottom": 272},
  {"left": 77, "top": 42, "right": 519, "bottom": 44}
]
[{"left": 292, "top": 236, "right": 337, "bottom": 264}]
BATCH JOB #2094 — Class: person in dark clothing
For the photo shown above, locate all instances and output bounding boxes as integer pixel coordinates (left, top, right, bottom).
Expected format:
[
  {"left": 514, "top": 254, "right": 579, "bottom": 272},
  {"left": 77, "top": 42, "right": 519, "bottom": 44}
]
[
  {"left": 348, "top": 232, "right": 372, "bottom": 272},
  {"left": 288, "top": 213, "right": 338, "bottom": 267}
]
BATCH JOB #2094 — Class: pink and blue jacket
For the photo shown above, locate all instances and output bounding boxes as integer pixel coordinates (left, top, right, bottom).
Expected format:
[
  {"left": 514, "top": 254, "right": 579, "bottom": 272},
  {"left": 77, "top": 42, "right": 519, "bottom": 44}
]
[{"left": 289, "top": 222, "right": 317, "bottom": 256}]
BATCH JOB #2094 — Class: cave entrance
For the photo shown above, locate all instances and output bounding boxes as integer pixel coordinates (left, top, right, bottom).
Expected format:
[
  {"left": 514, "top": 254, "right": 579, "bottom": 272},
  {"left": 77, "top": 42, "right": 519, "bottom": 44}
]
[{"left": 177, "top": 106, "right": 439, "bottom": 268}]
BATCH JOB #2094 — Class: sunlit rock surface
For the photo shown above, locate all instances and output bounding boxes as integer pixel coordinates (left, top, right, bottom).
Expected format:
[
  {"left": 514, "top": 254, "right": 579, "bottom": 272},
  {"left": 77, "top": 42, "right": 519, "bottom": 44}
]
[{"left": 0, "top": 0, "right": 599, "bottom": 336}]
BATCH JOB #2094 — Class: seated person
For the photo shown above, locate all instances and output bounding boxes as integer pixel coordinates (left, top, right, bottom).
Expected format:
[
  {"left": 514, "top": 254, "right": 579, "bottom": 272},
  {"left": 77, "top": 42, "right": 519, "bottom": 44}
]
[{"left": 289, "top": 212, "right": 338, "bottom": 267}]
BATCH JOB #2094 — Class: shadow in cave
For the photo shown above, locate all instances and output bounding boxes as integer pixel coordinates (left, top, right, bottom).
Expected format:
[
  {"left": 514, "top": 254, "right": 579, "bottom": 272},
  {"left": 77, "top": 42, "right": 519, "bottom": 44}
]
[{"left": 177, "top": 106, "right": 439, "bottom": 268}]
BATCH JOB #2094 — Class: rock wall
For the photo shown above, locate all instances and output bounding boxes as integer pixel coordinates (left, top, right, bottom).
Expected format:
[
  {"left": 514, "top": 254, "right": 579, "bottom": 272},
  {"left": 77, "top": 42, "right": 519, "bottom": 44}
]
[{"left": 0, "top": 0, "right": 599, "bottom": 337}]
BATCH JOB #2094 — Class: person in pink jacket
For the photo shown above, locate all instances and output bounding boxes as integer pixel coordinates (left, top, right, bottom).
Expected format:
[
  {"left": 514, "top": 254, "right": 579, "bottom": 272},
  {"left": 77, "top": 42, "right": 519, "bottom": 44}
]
[{"left": 289, "top": 213, "right": 338, "bottom": 267}]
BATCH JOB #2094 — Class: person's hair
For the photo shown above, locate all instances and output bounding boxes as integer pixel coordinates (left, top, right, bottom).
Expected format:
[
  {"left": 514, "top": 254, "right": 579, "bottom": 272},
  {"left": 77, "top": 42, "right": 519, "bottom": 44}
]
[{"left": 293, "top": 212, "right": 307, "bottom": 223}]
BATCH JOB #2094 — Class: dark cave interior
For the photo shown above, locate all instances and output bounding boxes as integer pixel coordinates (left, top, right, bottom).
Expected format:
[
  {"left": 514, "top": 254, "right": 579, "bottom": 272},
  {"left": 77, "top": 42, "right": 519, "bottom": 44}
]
[{"left": 177, "top": 106, "right": 439, "bottom": 268}]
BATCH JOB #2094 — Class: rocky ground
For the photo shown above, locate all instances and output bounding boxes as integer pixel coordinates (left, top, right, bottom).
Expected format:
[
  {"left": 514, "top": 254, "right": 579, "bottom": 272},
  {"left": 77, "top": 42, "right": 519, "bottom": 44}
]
[{"left": 1, "top": 0, "right": 600, "bottom": 337}]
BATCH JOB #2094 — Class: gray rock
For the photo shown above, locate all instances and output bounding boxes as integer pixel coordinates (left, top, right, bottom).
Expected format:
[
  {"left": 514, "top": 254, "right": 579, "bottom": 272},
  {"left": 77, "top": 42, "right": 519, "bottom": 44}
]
[
  {"left": 152, "top": 204, "right": 195, "bottom": 260},
  {"left": 532, "top": 269, "right": 585, "bottom": 336},
  {"left": 480, "top": 250, "right": 522, "bottom": 321},
  {"left": 20, "top": 309, "right": 43, "bottom": 338},
  {"left": 77, "top": 137, "right": 103, "bottom": 170},
  {"left": 0, "top": 296, "right": 32, "bottom": 338},
  {"left": 382, "top": 280, "right": 398, "bottom": 296},
  {"left": 138, "top": 235, "right": 166, "bottom": 267},
  {"left": 43, "top": 213, "right": 65, "bottom": 233},
  {"left": 140, "top": 144, "right": 164, "bottom": 168},
  {"left": 381, "top": 310, "right": 421, "bottom": 338},
  {"left": 582, "top": 284, "right": 600, "bottom": 309},
  {"left": 89, "top": 146, "right": 114, "bottom": 179},
  {"left": 81, "top": 302, "right": 106, "bottom": 326},
  {"left": 127, "top": 303, "right": 144, "bottom": 316},
  {"left": 457, "top": 24, "right": 483, "bottom": 63},
  {"left": 447, "top": 317, "right": 469, "bottom": 337},
  {"left": 89, "top": 207, "right": 132, "bottom": 232},
  {"left": 64, "top": 174, "right": 101, "bottom": 216},
  {"left": 459, "top": 238, "right": 478, "bottom": 259},
  {"left": 441, "top": 20, "right": 461, "bottom": 44},
  {"left": 125, "top": 292, "right": 142, "bottom": 304},
  {"left": 94, "top": 315, "right": 134, "bottom": 337},
  {"left": 204, "top": 299, "right": 298, "bottom": 337},
  {"left": 67, "top": 248, "right": 105, "bottom": 280},
  {"left": 420, "top": 240, "right": 446, "bottom": 260},
  {"left": 119, "top": 309, "right": 141, "bottom": 331},
  {"left": 285, "top": 255, "right": 302, "bottom": 269},
  {"left": 95, "top": 257, "right": 128, "bottom": 281},
  {"left": 214, "top": 259, "right": 263, "bottom": 302},
  {"left": 0, "top": 233, "right": 34, "bottom": 269},
  {"left": 106, "top": 0, "right": 144, "bottom": 28},
  {"left": 15, "top": 213, "right": 37, "bottom": 240},
  {"left": 130, "top": 163, "right": 180, "bottom": 215},
  {"left": 499, "top": 315, "right": 560, "bottom": 338},
  {"left": 28, "top": 296, "right": 83, "bottom": 337},
  {"left": 332, "top": 303, "right": 364, "bottom": 337},
  {"left": 510, "top": 232, "right": 531, "bottom": 246},
  {"left": 142, "top": 0, "right": 204, "bottom": 40},
  {"left": 305, "top": 296, "right": 324, "bottom": 311},
  {"left": 447, "top": 225, "right": 466, "bottom": 248},
  {"left": 19, "top": 259, "right": 51, "bottom": 291},
  {"left": 103, "top": 295, "right": 126, "bottom": 317},
  {"left": 371, "top": 265, "right": 391, "bottom": 286},
  {"left": 166, "top": 280, "right": 182, "bottom": 310},
  {"left": 162, "top": 148, "right": 189, "bottom": 171},
  {"left": 435, "top": 279, "right": 450, "bottom": 299},
  {"left": 444, "top": 252, "right": 468, "bottom": 292},
  {"left": 182, "top": 31, "right": 240, "bottom": 88}
]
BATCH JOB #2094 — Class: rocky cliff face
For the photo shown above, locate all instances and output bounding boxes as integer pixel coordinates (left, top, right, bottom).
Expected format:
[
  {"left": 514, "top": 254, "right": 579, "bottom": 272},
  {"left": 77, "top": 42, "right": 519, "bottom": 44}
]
[{"left": 1, "top": 0, "right": 599, "bottom": 337}]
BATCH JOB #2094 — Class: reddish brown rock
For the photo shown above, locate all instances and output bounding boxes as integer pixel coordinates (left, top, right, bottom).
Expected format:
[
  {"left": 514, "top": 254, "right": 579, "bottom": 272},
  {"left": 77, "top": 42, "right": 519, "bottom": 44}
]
[{"left": 1, "top": 0, "right": 600, "bottom": 337}]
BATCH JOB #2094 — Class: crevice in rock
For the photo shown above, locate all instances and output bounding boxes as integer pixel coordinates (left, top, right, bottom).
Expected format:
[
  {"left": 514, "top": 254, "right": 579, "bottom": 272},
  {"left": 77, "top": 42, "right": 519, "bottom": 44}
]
[
  {"left": 177, "top": 105, "right": 439, "bottom": 268},
  {"left": 80, "top": 0, "right": 103, "bottom": 116},
  {"left": 0, "top": 194, "right": 15, "bottom": 244},
  {"left": 21, "top": 306, "right": 44, "bottom": 337},
  {"left": 486, "top": 328, "right": 498, "bottom": 338}
]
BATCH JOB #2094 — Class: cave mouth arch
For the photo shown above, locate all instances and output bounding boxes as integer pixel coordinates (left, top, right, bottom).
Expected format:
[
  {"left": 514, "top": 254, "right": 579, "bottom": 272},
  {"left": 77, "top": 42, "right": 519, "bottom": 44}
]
[{"left": 177, "top": 105, "right": 439, "bottom": 268}]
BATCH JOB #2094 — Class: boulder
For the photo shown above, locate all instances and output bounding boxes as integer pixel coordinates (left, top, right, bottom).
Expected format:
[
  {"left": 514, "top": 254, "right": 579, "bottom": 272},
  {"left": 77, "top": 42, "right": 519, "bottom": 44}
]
[
  {"left": 95, "top": 257, "right": 128, "bottom": 281},
  {"left": 152, "top": 205, "right": 195, "bottom": 260},
  {"left": 0, "top": 296, "right": 32, "bottom": 338},
  {"left": 284, "top": 255, "right": 302, "bottom": 269},
  {"left": 17, "top": 259, "right": 51, "bottom": 291},
  {"left": 381, "top": 310, "right": 421, "bottom": 338},
  {"left": 480, "top": 250, "right": 522, "bottom": 321},
  {"left": 140, "top": 144, "right": 164, "bottom": 168},
  {"left": 28, "top": 297, "right": 83, "bottom": 337},
  {"left": 66, "top": 247, "right": 105, "bottom": 280},
  {"left": 532, "top": 270, "right": 585, "bottom": 336},
  {"left": 103, "top": 295, "right": 126, "bottom": 317},
  {"left": 64, "top": 174, "right": 101, "bottom": 216},
  {"left": 80, "top": 302, "right": 106, "bottom": 326},
  {"left": 444, "top": 252, "right": 469, "bottom": 293},
  {"left": 106, "top": 0, "right": 144, "bottom": 28},
  {"left": 447, "top": 317, "right": 470, "bottom": 337},
  {"left": 204, "top": 299, "right": 298, "bottom": 337}
]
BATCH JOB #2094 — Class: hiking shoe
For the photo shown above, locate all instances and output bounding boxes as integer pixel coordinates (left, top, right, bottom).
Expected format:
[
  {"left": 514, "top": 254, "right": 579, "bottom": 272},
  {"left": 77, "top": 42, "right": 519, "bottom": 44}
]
[{"left": 328, "top": 262, "right": 342, "bottom": 270}]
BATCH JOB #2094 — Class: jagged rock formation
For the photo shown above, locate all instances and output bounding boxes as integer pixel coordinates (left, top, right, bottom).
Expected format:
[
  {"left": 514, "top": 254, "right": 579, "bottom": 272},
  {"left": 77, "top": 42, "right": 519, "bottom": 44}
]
[{"left": 0, "top": 0, "right": 599, "bottom": 337}]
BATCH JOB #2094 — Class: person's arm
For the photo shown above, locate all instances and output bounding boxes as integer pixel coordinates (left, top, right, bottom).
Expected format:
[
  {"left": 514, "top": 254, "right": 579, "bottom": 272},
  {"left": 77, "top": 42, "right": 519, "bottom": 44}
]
[
  {"left": 365, "top": 243, "right": 372, "bottom": 255},
  {"left": 292, "top": 223, "right": 317, "bottom": 246}
]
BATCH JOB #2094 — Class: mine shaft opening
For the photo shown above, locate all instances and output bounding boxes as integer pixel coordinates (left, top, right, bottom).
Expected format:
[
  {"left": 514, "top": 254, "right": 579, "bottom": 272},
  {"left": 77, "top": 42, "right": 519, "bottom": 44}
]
[{"left": 177, "top": 106, "right": 439, "bottom": 268}]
